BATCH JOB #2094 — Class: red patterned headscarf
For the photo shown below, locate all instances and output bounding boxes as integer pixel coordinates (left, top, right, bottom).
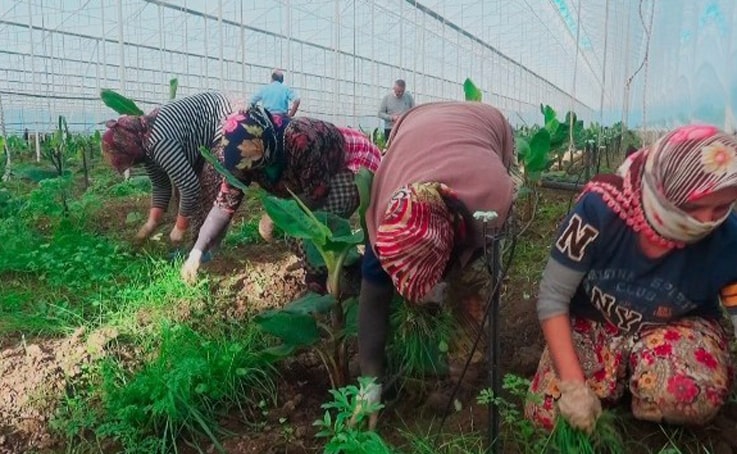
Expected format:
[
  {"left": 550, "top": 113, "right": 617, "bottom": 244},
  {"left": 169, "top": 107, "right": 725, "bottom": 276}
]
[
  {"left": 101, "top": 111, "right": 157, "bottom": 173},
  {"left": 375, "top": 182, "right": 466, "bottom": 303},
  {"left": 582, "top": 125, "right": 737, "bottom": 249}
]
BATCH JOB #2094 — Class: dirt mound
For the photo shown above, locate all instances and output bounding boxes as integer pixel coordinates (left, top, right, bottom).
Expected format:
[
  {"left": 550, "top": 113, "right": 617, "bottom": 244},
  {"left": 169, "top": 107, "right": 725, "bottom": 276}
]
[{"left": 0, "top": 327, "right": 118, "bottom": 453}]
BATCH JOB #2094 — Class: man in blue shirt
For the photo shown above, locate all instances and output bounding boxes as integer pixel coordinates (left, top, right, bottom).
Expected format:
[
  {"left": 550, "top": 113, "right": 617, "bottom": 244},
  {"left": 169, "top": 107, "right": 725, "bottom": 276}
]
[{"left": 250, "top": 69, "right": 301, "bottom": 118}]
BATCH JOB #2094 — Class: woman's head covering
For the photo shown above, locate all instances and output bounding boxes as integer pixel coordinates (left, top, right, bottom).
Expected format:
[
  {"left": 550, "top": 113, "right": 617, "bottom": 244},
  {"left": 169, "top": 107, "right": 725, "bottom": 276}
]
[
  {"left": 375, "top": 182, "right": 467, "bottom": 303},
  {"left": 221, "top": 105, "right": 289, "bottom": 182},
  {"left": 101, "top": 112, "right": 156, "bottom": 173},
  {"left": 583, "top": 124, "right": 737, "bottom": 249}
]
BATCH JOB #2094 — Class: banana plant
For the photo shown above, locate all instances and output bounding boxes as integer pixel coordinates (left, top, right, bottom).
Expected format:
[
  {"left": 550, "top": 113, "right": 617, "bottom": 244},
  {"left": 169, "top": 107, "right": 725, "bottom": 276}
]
[
  {"left": 200, "top": 145, "right": 373, "bottom": 388},
  {"left": 463, "top": 78, "right": 483, "bottom": 102},
  {"left": 100, "top": 89, "right": 144, "bottom": 116},
  {"left": 169, "top": 78, "right": 179, "bottom": 100}
]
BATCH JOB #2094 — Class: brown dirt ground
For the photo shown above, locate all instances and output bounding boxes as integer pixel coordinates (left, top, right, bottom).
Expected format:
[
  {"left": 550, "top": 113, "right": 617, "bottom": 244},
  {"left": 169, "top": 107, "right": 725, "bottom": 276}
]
[{"left": 3, "top": 187, "right": 737, "bottom": 453}]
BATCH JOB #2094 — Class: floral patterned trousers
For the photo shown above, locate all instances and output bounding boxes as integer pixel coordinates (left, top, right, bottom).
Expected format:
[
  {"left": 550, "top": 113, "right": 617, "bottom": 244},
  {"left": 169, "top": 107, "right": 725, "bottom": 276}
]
[{"left": 525, "top": 316, "right": 733, "bottom": 430}]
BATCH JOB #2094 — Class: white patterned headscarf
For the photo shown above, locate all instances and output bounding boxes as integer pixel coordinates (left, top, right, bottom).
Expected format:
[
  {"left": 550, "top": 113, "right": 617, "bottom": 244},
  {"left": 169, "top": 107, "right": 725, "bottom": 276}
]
[{"left": 583, "top": 125, "right": 737, "bottom": 249}]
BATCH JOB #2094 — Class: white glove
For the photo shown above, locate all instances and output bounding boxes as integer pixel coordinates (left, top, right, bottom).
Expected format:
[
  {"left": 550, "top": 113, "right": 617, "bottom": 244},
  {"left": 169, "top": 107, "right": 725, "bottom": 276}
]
[
  {"left": 258, "top": 213, "right": 275, "bottom": 243},
  {"left": 557, "top": 380, "right": 602, "bottom": 434},
  {"left": 350, "top": 380, "right": 382, "bottom": 430},
  {"left": 181, "top": 249, "right": 203, "bottom": 284},
  {"left": 170, "top": 225, "right": 186, "bottom": 244}
]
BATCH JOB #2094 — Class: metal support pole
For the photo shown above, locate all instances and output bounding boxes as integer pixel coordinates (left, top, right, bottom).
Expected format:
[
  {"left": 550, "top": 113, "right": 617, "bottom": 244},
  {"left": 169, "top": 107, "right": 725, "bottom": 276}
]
[
  {"left": 475, "top": 210, "right": 501, "bottom": 454},
  {"left": 487, "top": 231, "right": 502, "bottom": 453}
]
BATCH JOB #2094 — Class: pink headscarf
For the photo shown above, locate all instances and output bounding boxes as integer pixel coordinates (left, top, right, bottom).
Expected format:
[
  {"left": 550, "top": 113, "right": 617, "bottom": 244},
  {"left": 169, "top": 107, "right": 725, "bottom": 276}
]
[
  {"left": 582, "top": 125, "right": 737, "bottom": 249},
  {"left": 101, "top": 111, "right": 157, "bottom": 173}
]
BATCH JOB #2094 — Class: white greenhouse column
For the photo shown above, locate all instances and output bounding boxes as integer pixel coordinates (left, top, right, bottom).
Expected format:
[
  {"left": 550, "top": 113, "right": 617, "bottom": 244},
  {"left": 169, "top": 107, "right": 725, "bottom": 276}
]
[
  {"left": 240, "top": 1, "right": 246, "bottom": 94},
  {"left": 333, "top": 0, "right": 340, "bottom": 124},
  {"left": 599, "top": 0, "right": 610, "bottom": 125},
  {"left": 352, "top": 0, "right": 357, "bottom": 121},
  {"left": 218, "top": 0, "right": 224, "bottom": 90},
  {"left": 27, "top": 0, "right": 40, "bottom": 161},
  {"left": 117, "top": 0, "right": 125, "bottom": 92},
  {"left": 204, "top": 12, "right": 209, "bottom": 89}
]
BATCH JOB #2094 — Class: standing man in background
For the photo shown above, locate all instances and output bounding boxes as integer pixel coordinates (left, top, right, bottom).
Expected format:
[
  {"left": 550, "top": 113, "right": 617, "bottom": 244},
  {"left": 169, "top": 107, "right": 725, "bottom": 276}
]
[
  {"left": 378, "top": 79, "right": 415, "bottom": 142},
  {"left": 251, "top": 69, "right": 301, "bottom": 120}
]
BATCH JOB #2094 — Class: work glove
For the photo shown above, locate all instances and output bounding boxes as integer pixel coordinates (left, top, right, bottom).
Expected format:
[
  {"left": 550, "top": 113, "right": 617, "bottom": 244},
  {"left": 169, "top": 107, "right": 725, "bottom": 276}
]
[
  {"left": 349, "top": 379, "right": 382, "bottom": 430},
  {"left": 181, "top": 249, "right": 203, "bottom": 285},
  {"left": 134, "top": 207, "right": 164, "bottom": 242},
  {"left": 169, "top": 215, "right": 189, "bottom": 244},
  {"left": 557, "top": 380, "right": 602, "bottom": 434},
  {"left": 258, "top": 213, "right": 275, "bottom": 243}
]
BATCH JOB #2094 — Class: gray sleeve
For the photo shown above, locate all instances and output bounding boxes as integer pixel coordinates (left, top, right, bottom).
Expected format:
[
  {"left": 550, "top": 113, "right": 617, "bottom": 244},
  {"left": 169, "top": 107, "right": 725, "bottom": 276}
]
[
  {"left": 408, "top": 94, "right": 415, "bottom": 108},
  {"left": 536, "top": 257, "right": 586, "bottom": 321},
  {"left": 193, "top": 205, "right": 233, "bottom": 253},
  {"left": 377, "top": 96, "right": 391, "bottom": 121}
]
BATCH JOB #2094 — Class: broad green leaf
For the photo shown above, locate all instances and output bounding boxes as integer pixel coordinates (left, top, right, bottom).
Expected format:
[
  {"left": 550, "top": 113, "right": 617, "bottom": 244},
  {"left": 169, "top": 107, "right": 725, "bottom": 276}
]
[
  {"left": 258, "top": 344, "right": 296, "bottom": 361},
  {"left": 262, "top": 195, "right": 330, "bottom": 244},
  {"left": 313, "top": 211, "right": 364, "bottom": 252},
  {"left": 343, "top": 246, "right": 362, "bottom": 267},
  {"left": 515, "top": 137, "right": 530, "bottom": 160},
  {"left": 304, "top": 240, "right": 327, "bottom": 267},
  {"left": 463, "top": 78, "right": 483, "bottom": 102},
  {"left": 564, "top": 111, "right": 577, "bottom": 128},
  {"left": 100, "top": 89, "right": 144, "bottom": 115},
  {"left": 544, "top": 117, "right": 560, "bottom": 135},
  {"left": 254, "top": 311, "right": 320, "bottom": 346},
  {"left": 199, "top": 146, "right": 250, "bottom": 192},
  {"left": 283, "top": 292, "right": 336, "bottom": 315},
  {"left": 526, "top": 129, "right": 551, "bottom": 173},
  {"left": 541, "top": 104, "right": 556, "bottom": 124},
  {"left": 169, "top": 78, "right": 179, "bottom": 100}
]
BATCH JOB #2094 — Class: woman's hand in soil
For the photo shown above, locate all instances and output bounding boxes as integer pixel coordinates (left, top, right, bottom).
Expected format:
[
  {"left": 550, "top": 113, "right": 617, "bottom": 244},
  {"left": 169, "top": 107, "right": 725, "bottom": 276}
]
[
  {"left": 134, "top": 207, "right": 164, "bottom": 243},
  {"left": 181, "top": 249, "right": 202, "bottom": 284},
  {"left": 557, "top": 380, "right": 601, "bottom": 434},
  {"left": 169, "top": 215, "right": 189, "bottom": 244}
]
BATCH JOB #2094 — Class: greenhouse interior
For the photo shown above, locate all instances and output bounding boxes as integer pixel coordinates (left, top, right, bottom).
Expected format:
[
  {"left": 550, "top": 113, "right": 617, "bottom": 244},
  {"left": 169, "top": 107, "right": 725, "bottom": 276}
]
[
  {"left": 2, "top": 1, "right": 737, "bottom": 454},
  {"left": 1, "top": 0, "right": 735, "bottom": 134}
]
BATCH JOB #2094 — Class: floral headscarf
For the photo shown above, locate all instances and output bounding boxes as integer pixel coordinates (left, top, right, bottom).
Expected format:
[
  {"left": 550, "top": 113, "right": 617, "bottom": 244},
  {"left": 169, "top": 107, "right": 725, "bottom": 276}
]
[
  {"left": 221, "top": 105, "right": 289, "bottom": 184},
  {"left": 582, "top": 125, "right": 737, "bottom": 249},
  {"left": 375, "top": 182, "right": 466, "bottom": 303},
  {"left": 101, "top": 111, "right": 157, "bottom": 173}
]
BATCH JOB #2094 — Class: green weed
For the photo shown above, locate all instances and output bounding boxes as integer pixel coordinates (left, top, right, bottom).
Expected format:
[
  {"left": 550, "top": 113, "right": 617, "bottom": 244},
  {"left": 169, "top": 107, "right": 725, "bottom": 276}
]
[{"left": 313, "top": 376, "right": 395, "bottom": 454}]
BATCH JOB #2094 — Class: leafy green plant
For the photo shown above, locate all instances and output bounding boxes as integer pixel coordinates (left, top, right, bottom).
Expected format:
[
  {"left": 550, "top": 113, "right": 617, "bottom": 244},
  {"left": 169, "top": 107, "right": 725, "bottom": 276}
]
[
  {"left": 96, "top": 323, "right": 276, "bottom": 453},
  {"left": 463, "top": 78, "right": 483, "bottom": 102},
  {"left": 550, "top": 414, "right": 625, "bottom": 454},
  {"left": 314, "top": 376, "right": 395, "bottom": 453},
  {"left": 101, "top": 89, "right": 144, "bottom": 116},
  {"left": 477, "top": 374, "right": 549, "bottom": 453},
  {"left": 387, "top": 297, "right": 454, "bottom": 379},
  {"left": 255, "top": 193, "right": 363, "bottom": 388},
  {"left": 200, "top": 145, "right": 370, "bottom": 387},
  {"left": 169, "top": 78, "right": 178, "bottom": 100}
]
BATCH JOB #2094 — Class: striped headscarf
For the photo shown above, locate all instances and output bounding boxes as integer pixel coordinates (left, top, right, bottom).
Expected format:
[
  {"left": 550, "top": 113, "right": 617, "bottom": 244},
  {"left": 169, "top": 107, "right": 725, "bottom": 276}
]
[
  {"left": 375, "top": 182, "right": 465, "bottom": 303},
  {"left": 583, "top": 125, "right": 737, "bottom": 248}
]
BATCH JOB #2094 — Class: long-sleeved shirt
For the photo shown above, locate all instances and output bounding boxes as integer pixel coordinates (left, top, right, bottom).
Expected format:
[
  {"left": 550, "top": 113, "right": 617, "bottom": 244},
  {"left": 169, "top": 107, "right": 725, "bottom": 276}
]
[
  {"left": 143, "top": 92, "right": 232, "bottom": 217},
  {"left": 377, "top": 92, "right": 415, "bottom": 129}
]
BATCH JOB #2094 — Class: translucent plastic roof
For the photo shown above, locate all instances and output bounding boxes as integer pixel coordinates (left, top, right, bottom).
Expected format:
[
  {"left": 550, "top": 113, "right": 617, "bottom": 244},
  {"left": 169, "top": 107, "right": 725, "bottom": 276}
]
[{"left": 0, "top": 0, "right": 735, "bottom": 134}]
